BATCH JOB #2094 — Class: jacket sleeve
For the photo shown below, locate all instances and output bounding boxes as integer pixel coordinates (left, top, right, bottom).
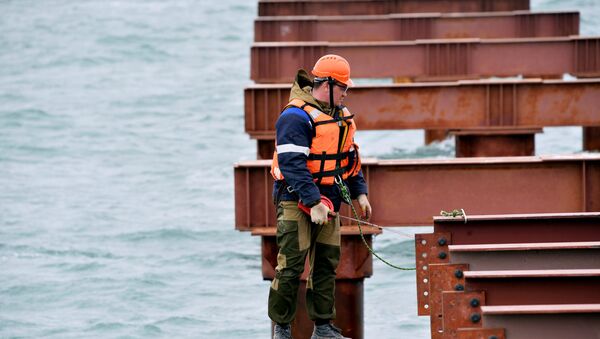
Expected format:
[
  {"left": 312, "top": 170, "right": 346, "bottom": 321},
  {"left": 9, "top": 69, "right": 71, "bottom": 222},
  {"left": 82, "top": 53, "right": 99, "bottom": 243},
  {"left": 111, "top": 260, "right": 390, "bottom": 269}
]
[
  {"left": 346, "top": 169, "right": 368, "bottom": 200},
  {"left": 275, "top": 107, "right": 322, "bottom": 207}
]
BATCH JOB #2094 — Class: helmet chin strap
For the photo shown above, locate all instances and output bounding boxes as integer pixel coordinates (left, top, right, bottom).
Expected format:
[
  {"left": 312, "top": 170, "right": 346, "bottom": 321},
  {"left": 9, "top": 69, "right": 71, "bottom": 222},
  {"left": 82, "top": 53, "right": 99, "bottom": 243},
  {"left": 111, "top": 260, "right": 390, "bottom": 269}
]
[{"left": 327, "top": 77, "right": 335, "bottom": 116}]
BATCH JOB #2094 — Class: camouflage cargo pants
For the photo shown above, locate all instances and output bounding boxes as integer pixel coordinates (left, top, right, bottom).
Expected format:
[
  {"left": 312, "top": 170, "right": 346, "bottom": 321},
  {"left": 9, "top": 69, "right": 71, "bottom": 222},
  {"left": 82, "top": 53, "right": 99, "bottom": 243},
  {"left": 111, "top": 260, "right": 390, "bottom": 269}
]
[{"left": 268, "top": 201, "right": 341, "bottom": 324}]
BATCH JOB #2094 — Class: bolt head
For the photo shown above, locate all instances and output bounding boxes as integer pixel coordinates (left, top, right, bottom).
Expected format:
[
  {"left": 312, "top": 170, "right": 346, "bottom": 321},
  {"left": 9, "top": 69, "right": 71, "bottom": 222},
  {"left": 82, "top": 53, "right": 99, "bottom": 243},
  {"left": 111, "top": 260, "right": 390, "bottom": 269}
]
[
  {"left": 454, "top": 269, "right": 464, "bottom": 278},
  {"left": 454, "top": 284, "right": 464, "bottom": 291},
  {"left": 437, "top": 237, "right": 447, "bottom": 246},
  {"left": 470, "top": 313, "right": 481, "bottom": 323},
  {"left": 470, "top": 298, "right": 480, "bottom": 307},
  {"left": 438, "top": 251, "right": 447, "bottom": 259}
]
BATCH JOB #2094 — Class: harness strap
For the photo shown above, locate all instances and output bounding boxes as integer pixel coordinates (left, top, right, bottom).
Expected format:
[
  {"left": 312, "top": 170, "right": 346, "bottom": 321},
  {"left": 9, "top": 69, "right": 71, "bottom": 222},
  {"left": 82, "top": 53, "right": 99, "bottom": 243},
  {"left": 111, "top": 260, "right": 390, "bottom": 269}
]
[
  {"left": 307, "top": 151, "right": 350, "bottom": 161},
  {"left": 311, "top": 166, "right": 348, "bottom": 179}
]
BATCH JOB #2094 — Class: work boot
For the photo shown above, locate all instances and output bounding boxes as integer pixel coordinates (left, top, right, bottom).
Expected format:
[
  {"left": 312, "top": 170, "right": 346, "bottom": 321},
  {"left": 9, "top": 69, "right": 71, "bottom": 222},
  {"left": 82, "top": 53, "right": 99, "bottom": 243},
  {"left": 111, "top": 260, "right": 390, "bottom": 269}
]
[
  {"left": 273, "top": 323, "right": 292, "bottom": 339},
  {"left": 311, "top": 323, "right": 350, "bottom": 339}
]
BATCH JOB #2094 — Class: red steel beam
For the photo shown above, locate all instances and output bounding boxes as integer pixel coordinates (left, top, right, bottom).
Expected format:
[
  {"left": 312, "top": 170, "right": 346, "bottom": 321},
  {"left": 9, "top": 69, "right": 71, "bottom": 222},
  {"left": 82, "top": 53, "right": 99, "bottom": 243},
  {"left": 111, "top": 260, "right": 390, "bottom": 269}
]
[
  {"left": 251, "top": 37, "right": 600, "bottom": 83},
  {"left": 434, "top": 213, "right": 600, "bottom": 244},
  {"left": 416, "top": 216, "right": 600, "bottom": 316},
  {"left": 233, "top": 155, "right": 600, "bottom": 230},
  {"left": 255, "top": 11, "right": 578, "bottom": 42},
  {"left": 464, "top": 269, "right": 600, "bottom": 306},
  {"left": 244, "top": 79, "right": 600, "bottom": 140},
  {"left": 482, "top": 305, "right": 600, "bottom": 339},
  {"left": 258, "top": 0, "right": 530, "bottom": 17},
  {"left": 449, "top": 241, "right": 600, "bottom": 270}
]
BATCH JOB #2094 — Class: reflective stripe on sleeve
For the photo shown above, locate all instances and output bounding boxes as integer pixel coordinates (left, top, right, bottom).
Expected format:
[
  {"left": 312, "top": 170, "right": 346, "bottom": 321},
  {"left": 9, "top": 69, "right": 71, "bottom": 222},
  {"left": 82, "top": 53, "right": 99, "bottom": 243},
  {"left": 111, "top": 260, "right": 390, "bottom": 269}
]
[{"left": 276, "top": 144, "right": 310, "bottom": 156}]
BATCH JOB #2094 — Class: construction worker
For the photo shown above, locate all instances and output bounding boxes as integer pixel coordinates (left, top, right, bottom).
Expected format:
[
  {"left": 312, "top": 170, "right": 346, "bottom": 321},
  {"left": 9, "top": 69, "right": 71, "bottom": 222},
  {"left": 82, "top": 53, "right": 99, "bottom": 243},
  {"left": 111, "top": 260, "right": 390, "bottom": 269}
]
[{"left": 269, "top": 54, "right": 372, "bottom": 339}]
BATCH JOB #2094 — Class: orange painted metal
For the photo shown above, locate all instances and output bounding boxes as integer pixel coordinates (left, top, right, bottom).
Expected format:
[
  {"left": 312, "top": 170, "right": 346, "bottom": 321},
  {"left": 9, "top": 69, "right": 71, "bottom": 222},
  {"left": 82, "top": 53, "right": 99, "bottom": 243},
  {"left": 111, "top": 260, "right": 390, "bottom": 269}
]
[
  {"left": 258, "top": 0, "right": 529, "bottom": 17},
  {"left": 234, "top": 156, "right": 600, "bottom": 229},
  {"left": 244, "top": 80, "right": 600, "bottom": 140},
  {"left": 442, "top": 291, "right": 486, "bottom": 338},
  {"left": 457, "top": 327, "right": 505, "bottom": 339},
  {"left": 255, "top": 11, "right": 578, "bottom": 42},
  {"left": 452, "top": 128, "right": 542, "bottom": 157},
  {"left": 429, "top": 263, "right": 469, "bottom": 339},
  {"left": 250, "top": 37, "right": 600, "bottom": 83},
  {"left": 415, "top": 232, "right": 452, "bottom": 316}
]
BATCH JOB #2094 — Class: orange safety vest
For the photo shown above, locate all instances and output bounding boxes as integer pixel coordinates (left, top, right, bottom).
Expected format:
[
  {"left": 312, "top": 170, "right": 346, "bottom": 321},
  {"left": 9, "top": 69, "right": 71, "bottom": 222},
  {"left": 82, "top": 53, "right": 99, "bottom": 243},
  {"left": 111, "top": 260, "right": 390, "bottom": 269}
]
[{"left": 271, "top": 98, "right": 361, "bottom": 185}]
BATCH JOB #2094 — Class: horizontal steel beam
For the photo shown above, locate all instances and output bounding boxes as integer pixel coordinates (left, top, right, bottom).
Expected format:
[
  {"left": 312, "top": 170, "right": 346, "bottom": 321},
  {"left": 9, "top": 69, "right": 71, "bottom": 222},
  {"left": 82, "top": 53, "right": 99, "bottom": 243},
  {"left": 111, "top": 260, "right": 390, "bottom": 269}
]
[
  {"left": 234, "top": 155, "right": 600, "bottom": 230},
  {"left": 434, "top": 213, "right": 600, "bottom": 244},
  {"left": 465, "top": 269, "right": 600, "bottom": 306},
  {"left": 416, "top": 216, "right": 600, "bottom": 316},
  {"left": 244, "top": 79, "right": 600, "bottom": 139},
  {"left": 258, "top": 0, "right": 529, "bottom": 17},
  {"left": 255, "top": 11, "right": 578, "bottom": 42},
  {"left": 483, "top": 306, "right": 600, "bottom": 339},
  {"left": 251, "top": 37, "right": 600, "bottom": 83},
  {"left": 449, "top": 242, "right": 600, "bottom": 270}
]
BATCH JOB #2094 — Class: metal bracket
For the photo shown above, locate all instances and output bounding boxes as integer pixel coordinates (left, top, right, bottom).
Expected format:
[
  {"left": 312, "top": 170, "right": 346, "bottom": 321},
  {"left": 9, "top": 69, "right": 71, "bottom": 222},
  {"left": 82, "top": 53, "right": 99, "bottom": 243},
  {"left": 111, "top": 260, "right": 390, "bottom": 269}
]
[
  {"left": 442, "top": 291, "right": 486, "bottom": 338},
  {"left": 429, "top": 263, "right": 469, "bottom": 339},
  {"left": 415, "top": 232, "right": 452, "bottom": 315},
  {"left": 456, "top": 328, "right": 505, "bottom": 339}
]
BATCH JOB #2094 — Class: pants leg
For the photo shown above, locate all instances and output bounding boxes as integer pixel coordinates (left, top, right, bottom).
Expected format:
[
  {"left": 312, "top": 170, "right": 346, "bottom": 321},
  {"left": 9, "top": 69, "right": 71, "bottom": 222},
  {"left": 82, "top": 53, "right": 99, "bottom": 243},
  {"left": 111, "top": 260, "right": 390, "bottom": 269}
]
[
  {"left": 306, "top": 214, "right": 341, "bottom": 321},
  {"left": 268, "top": 202, "right": 312, "bottom": 324}
]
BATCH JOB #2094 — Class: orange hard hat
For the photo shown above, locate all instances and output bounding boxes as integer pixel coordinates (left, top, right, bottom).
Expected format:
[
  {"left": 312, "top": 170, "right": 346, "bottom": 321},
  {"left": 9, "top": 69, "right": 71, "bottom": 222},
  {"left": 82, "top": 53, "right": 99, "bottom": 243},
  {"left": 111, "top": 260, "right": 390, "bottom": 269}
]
[{"left": 311, "top": 54, "right": 354, "bottom": 87}]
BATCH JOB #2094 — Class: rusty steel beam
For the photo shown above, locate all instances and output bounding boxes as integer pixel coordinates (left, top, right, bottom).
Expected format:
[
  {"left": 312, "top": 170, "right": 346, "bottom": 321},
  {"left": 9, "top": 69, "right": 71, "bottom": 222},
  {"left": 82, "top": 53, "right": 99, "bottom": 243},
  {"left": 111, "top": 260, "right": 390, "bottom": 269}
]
[
  {"left": 255, "top": 11, "right": 578, "bottom": 42},
  {"left": 434, "top": 213, "right": 600, "bottom": 245},
  {"left": 451, "top": 127, "right": 541, "bottom": 157},
  {"left": 234, "top": 156, "right": 600, "bottom": 230},
  {"left": 244, "top": 79, "right": 600, "bottom": 140},
  {"left": 464, "top": 269, "right": 600, "bottom": 306},
  {"left": 482, "top": 305, "right": 600, "bottom": 339},
  {"left": 449, "top": 241, "right": 600, "bottom": 270},
  {"left": 416, "top": 214, "right": 600, "bottom": 316},
  {"left": 251, "top": 37, "right": 600, "bottom": 83},
  {"left": 583, "top": 126, "right": 600, "bottom": 151},
  {"left": 258, "top": 0, "right": 530, "bottom": 17}
]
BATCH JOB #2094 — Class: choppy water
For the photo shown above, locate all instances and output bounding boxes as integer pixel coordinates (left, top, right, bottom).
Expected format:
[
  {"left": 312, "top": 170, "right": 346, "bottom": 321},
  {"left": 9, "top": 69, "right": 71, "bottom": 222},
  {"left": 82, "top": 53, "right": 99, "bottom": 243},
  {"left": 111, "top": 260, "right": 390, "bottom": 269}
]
[{"left": 1, "top": 1, "right": 598, "bottom": 338}]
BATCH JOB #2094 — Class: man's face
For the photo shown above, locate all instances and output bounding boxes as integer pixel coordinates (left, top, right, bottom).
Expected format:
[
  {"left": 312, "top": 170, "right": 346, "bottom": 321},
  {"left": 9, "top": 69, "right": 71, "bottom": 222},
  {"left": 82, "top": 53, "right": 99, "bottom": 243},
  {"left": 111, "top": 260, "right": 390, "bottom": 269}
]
[{"left": 331, "top": 81, "right": 348, "bottom": 107}]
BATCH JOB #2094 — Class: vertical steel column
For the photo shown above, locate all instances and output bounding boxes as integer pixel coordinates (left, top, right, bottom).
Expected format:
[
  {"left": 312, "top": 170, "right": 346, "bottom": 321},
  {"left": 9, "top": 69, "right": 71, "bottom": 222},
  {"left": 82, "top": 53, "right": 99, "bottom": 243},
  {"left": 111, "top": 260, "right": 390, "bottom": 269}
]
[
  {"left": 452, "top": 128, "right": 542, "bottom": 157},
  {"left": 583, "top": 127, "right": 600, "bottom": 152}
]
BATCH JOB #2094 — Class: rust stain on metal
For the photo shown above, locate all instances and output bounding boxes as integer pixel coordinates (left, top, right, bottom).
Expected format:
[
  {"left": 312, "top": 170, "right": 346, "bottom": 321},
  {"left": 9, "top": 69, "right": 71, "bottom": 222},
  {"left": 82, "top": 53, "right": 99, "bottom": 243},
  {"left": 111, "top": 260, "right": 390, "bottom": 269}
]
[
  {"left": 429, "top": 263, "right": 469, "bottom": 338},
  {"left": 415, "top": 232, "right": 452, "bottom": 316},
  {"left": 250, "top": 37, "right": 600, "bottom": 83},
  {"left": 442, "top": 291, "right": 486, "bottom": 338},
  {"left": 258, "top": 0, "right": 529, "bottom": 17},
  {"left": 456, "top": 328, "right": 505, "bottom": 339}
]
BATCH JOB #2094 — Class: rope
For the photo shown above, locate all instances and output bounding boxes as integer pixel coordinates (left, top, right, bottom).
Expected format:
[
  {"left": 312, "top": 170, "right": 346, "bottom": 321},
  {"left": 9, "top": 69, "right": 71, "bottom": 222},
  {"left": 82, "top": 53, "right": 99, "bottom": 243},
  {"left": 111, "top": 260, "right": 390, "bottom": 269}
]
[
  {"left": 440, "top": 208, "right": 468, "bottom": 223},
  {"left": 335, "top": 177, "right": 416, "bottom": 271}
]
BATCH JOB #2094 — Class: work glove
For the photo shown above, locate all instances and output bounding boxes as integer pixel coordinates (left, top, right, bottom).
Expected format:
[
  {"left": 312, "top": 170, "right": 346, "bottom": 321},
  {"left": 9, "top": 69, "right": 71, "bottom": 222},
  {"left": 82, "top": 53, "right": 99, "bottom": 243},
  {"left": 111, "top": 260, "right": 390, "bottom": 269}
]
[
  {"left": 310, "top": 202, "right": 332, "bottom": 225},
  {"left": 357, "top": 194, "right": 372, "bottom": 220}
]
